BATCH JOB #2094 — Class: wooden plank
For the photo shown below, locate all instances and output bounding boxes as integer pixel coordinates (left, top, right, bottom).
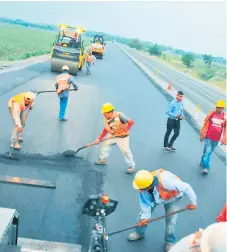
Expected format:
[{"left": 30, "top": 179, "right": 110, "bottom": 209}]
[{"left": 0, "top": 176, "right": 56, "bottom": 189}]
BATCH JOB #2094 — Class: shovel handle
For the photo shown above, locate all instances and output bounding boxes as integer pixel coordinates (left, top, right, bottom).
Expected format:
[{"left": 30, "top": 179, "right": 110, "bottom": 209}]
[
  {"left": 108, "top": 207, "right": 188, "bottom": 236},
  {"left": 31, "top": 89, "right": 77, "bottom": 95}
]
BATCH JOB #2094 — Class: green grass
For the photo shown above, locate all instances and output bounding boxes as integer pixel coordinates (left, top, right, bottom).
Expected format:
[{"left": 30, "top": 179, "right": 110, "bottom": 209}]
[
  {"left": 0, "top": 22, "right": 56, "bottom": 61},
  {"left": 0, "top": 23, "right": 92, "bottom": 61},
  {"left": 144, "top": 51, "right": 226, "bottom": 91}
]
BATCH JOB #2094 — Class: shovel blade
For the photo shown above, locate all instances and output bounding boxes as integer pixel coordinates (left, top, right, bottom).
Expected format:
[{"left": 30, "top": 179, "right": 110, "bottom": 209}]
[{"left": 63, "top": 150, "right": 77, "bottom": 157}]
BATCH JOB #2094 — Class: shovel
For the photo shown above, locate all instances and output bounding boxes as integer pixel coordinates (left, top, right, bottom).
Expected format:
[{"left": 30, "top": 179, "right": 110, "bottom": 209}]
[
  {"left": 63, "top": 135, "right": 117, "bottom": 157},
  {"left": 108, "top": 207, "right": 189, "bottom": 237},
  {"left": 31, "top": 88, "right": 77, "bottom": 95}
]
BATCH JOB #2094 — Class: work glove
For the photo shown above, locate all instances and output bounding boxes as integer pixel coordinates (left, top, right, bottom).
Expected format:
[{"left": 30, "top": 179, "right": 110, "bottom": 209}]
[
  {"left": 200, "top": 135, "right": 205, "bottom": 142},
  {"left": 94, "top": 139, "right": 101, "bottom": 145},
  {"left": 138, "top": 219, "right": 149, "bottom": 226},
  {"left": 17, "top": 127, "right": 23, "bottom": 133},
  {"left": 186, "top": 204, "right": 197, "bottom": 210},
  {"left": 220, "top": 139, "right": 226, "bottom": 145}
]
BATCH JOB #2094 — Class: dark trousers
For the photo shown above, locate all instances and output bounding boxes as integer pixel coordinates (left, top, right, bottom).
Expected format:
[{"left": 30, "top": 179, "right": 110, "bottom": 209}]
[{"left": 164, "top": 118, "right": 180, "bottom": 147}]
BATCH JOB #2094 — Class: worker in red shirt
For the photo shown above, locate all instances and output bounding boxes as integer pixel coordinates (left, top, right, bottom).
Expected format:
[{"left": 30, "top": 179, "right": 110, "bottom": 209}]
[
  {"left": 200, "top": 100, "right": 226, "bottom": 174},
  {"left": 216, "top": 204, "right": 226, "bottom": 222}
]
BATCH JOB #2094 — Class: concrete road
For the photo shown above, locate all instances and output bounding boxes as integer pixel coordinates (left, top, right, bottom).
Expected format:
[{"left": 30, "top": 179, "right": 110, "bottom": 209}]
[
  {"left": 0, "top": 43, "right": 225, "bottom": 252},
  {"left": 122, "top": 46, "right": 226, "bottom": 115}
]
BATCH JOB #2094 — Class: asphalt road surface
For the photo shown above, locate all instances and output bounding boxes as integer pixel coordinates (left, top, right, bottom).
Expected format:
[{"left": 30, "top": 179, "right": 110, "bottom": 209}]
[
  {"left": 0, "top": 43, "right": 225, "bottom": 252},
  {"left": 123, "top": 46, "right": 226, "bottom": 115}
]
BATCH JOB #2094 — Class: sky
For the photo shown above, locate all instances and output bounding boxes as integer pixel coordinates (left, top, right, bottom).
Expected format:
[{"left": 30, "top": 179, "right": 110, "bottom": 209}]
[{"left": 0, "top": 1, "right": 226, "bottom": 57}]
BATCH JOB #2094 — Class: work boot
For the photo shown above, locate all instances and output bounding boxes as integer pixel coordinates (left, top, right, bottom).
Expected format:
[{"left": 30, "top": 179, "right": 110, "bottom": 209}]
[
  {"left": 127, "top": 232, "right": 144, "bottom": 241},
  {"left": 202, "top": 168, "right": 209, "bottom": 174},
  {"left": 95, "top": 159, "right": 107, "bottom": 165},
  {"left": 164, "top": 147, "right": 171, "bottom": 152},
  {"left": 165, "top": 242, "right": 174, "bottom": 252},
  {"left": 18, "top": 137, "right": 24, "bottom": 142},
  {"left": 59, "top": 118, "right": 68, "bottom": 122},
  {"left": 10, "top": 143, "right": 21, "bottom": 150},
  {"left": 126, "top": 167, "right": 135, "bottom": 174},
  {"left": 169, "top": 146, "right": 176, "bottom": 152}
]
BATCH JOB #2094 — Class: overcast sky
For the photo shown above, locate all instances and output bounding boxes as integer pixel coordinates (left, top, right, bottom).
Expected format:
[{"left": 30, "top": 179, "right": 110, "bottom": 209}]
[{"left": 0, "top": 1, "right": 226, "bottom": 57}]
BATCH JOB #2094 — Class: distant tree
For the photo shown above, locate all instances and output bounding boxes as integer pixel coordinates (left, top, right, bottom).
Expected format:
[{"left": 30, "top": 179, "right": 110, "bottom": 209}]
[
  {"left": 128, "top": 39, "right": 142, "bottom": 50},
  {"left": 148, "top": 43, "right": 162, "bottom": 57},
  {"left": 203, "top": 54, "right": 213, "bottom": 68},
  {"left": 182, "top": 53, "right": 195, "bottom": 68}
]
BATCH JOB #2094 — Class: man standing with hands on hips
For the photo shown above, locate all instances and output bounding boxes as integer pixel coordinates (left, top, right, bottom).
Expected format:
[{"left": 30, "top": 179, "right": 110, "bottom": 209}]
[{"left": 164, "top": 91, "right": 185, "bottom": 152}]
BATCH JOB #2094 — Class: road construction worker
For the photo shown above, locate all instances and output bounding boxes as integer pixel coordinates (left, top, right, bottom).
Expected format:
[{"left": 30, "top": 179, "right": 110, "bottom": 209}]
[
  {"left": 55, "top": 65, "right": 78, "bottom": 121},
  {"left": 216, "top": 204, "right": 226, "bottom": 222},
  {"left": 169, "top": 222, "right": 227, "bottom": 252},
  {"left": 128, "top": 169, "right": 197, "bottom": 252},
  {"left": 164, "top": 91, "right": 185, "bottom": 152},
  {"left": 200, "top": 100, "right": 226, "bottom": 174},
  {"left": 94, "top": 103, "right": 136, "bottom": 174},
  {"left": 85, "top": 51, "right": 94, "bottom": 74},
  {"left": 8, "top": 92, "right": 36, "bottom": 149}
]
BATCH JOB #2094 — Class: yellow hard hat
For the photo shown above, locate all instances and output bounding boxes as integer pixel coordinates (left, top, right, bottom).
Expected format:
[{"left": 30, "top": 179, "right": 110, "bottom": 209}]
[
  {"left": 24, "top": 92, "right": 34, "bottom": 101},
  {"left": 62, "top": 65, "right": 69, "bottom": 71},
  {"left": 133, "top": 170, "right": 154, "bottom": 190},
  {"left": 216, "top": 100, "right": 226, "bottom": 108},
  {"left": 101, "top": 103, "right": 114, "bottom": 114},
  {"left": 200, "top": 222, "right": 227, "bottom": 252}
]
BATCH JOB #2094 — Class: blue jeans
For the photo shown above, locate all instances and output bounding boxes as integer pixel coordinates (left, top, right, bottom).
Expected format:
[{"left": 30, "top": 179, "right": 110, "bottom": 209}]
[
  {"left": 86, "top": 62, "right": 91, "bottom": 74},
  {"left": 135, "top": 198, "right": 181, "bottom": 244},
  {"left": 59, "top": 97, "right": 68, "bottom": 120},
  {"left": 200, "top": 138, "right": 219, "bottom": 169}
]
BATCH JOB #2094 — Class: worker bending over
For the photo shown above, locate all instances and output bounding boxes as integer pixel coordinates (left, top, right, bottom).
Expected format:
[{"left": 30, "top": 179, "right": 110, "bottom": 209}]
[
  {"left": 8, "top": 92, "right": 36, "bottom": 149},
  {"left": 95, "top": 103, "right": 136, "bottom": 174},
  {"left": 55, "top": 65, "right": 78, "bottom": 121},
  {"left": 128, "top": 169, "right": 197, "bottom": 252},
  {"left": 169, "top": 222, "right": 226, "bottom": 252}
]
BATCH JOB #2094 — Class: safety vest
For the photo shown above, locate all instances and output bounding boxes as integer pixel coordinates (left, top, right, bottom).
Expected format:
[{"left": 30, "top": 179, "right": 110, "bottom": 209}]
[
  {"left": 8, "top": 93, "right": 26, "bottom": 111},
  {"left": 104, "top": 112, "right": 129, "bottom": 136},
  {"left": 152, "top": 169, "right": 180, "bottom": 201},
  {"left": 56, "top": 73, "right": 71, "bottom": 94},
  {"left": 86, "top": 55, "right": 93, "bottom": 63}
]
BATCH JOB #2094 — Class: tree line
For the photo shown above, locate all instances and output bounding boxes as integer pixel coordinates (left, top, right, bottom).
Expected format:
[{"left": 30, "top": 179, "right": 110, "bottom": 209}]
[{"left": 0, "top": 16, "right": 226, "bottom": 69}]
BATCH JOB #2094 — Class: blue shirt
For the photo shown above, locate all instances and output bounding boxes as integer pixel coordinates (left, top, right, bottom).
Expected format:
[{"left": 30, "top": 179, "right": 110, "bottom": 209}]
[
  {"left": 167, "top": 98, "right": 184, "bottom": 119},
  {"left": 55, "top": 71, "right": 79, "bottom": 98},
  {"left": 139, "top": 171, "right": 197, "bottom": 219}
]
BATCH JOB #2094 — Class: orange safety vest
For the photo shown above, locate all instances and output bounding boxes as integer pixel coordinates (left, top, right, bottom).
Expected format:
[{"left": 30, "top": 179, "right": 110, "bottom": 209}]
[
  {"left": 104, "top": 111, "right": 129, "bottom": 136},
  {"left": 8, "top": 93, "right": 26, "bottom": 111},
  {"left": 56, "top": 73, "right": 71, "bottom": 94},
  {"left": 152, "top": 169, "right": 180, "bottom": 201},
  {"left": 86, "top": 55, "right": 93, "bottom": 63}
]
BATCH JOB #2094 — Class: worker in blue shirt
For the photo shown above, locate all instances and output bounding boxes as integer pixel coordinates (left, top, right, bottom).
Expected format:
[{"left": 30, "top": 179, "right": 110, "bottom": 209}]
[
  {"left": 55, "top": 65, "right": 78, "bottom": 121},
  {"left": 164, "top": 91, "right": 185, "bottom": 152}
]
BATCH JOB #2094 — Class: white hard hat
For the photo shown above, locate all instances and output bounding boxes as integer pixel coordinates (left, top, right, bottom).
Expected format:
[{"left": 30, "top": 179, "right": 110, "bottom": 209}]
[
  {"left": 24, "top": 92, "right": 35, "bottom": 101},
  {"left": 62, "top": 65, "right": 69, "bottom": 71},
  {"left": 200, "top": 222, "right": 227, "bottom": 252}
]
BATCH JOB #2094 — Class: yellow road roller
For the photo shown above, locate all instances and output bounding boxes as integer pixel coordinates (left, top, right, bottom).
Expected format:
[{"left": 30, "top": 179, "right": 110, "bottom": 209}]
[
  {"left": 50, "top": 24, "right": 86, "bottom": 75},
  {"left": 90, "top": 35, "right": 105, "bottom": 59}
]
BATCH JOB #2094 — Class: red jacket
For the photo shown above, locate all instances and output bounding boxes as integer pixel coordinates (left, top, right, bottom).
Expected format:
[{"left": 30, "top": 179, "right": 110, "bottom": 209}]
[{"left": 216, "top": 204, "right": 226, "bottom": 222}]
